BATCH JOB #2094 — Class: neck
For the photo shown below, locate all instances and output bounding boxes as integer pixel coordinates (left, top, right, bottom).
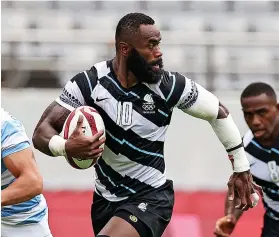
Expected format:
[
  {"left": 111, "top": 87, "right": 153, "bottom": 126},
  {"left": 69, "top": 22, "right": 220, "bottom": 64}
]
[{"left": 112, "top": 56, "right": 137, "bottom": 88}]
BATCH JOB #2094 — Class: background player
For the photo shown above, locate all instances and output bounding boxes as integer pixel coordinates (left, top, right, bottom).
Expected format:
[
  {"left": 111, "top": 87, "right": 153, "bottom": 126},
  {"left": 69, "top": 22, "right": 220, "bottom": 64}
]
[
  {"left": 1, "top": 108, "right": 52, "bottom": 237},
  {"left": 33, "top": 13, "right": 260, "bottom": 237},
  {"left": 214, "top": 82, "right": 279, "bottom": 237}
]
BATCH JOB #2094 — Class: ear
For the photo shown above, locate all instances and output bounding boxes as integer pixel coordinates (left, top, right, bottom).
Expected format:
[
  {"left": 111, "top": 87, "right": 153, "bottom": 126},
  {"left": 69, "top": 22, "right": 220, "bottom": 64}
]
[{"left": 119, "top": 41, "right": 131, "bottom": 57}]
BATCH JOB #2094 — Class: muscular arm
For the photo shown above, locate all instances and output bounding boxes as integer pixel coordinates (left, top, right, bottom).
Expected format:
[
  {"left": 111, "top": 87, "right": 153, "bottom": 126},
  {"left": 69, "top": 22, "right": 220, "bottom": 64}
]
[
  {"left": 1, "top": 147, "right": 43, "bottom": 206},
  {"left": 33, "top": 70, "right": 98, "bottom": 157},
  {"left": 32, "top": 102, "right": 70, "bottom": 156}
]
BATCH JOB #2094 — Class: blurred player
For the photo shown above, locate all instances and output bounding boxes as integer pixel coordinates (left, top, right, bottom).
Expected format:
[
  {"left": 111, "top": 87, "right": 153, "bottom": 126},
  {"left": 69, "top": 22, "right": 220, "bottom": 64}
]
[
  {"left": 1, "top": 108, "right": 52, "bottom": 237},
  {"left": 33, "top": 13, "right": 259, "bottom": 237},
  {"left": 214, "top": 82, "right": 278, "bottom": 237}
]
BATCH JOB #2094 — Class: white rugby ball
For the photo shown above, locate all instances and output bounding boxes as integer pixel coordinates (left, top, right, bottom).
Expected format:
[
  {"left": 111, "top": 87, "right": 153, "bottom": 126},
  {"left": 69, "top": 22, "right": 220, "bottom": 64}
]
[{"left": 62, "top": 106, "right": 105, "bottom": 169}]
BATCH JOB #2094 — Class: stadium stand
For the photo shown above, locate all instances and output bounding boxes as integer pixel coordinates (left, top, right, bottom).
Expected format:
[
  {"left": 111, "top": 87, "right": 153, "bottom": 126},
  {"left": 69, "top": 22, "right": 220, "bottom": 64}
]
[{"left": 1, "top": 1, "right": 279, "bottom": 90}]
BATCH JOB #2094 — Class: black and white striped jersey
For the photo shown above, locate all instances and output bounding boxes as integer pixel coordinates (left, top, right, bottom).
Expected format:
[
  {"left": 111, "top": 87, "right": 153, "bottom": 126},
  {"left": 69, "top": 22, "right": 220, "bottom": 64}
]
[
  {"left": 243, "top": 131, "right": 279, "bottom": 220},
  {"left": 56, "top": 60, "right": 199, "bottom": 202}
]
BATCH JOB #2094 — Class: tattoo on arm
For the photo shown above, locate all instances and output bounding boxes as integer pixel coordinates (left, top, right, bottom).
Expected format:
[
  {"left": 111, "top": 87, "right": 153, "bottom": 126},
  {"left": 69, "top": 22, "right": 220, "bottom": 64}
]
[
  {"left": 33, "top": 101, "right": 71, "bottom": 156},
  {"left": 34, "top": 102, "right": 56, "bottom": 133},
  {"left": 34, "top": 101, "right": 70, "bottom": 134},
  {"left": 49, "top": 104, "right": 71, "bottom": 133}
]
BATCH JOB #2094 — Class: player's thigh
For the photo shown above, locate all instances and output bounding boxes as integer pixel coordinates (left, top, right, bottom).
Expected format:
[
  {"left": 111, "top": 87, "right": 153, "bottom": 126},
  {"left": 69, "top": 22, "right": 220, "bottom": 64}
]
[
  {"left": 97, "top": 214, "right": 142, "bottom": 237},
  {"left": 91, "top": 193, "right": 117, "bottom": 235}
]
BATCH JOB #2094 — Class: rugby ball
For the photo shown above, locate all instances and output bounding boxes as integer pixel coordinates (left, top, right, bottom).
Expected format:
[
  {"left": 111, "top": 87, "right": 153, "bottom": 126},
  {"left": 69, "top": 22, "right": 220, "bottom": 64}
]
[{"left": 62, "top": 106, "right": 105, "bottom": 169}]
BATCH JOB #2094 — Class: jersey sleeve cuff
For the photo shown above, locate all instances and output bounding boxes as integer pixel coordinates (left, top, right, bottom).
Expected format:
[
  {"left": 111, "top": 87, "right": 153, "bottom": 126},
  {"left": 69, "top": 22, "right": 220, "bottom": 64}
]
[
  {"left": 2, "top": 141, "right": 30, "bottom": 159},
  {"left": 55, "top": 98, "right": 76, "bottom": 112}
]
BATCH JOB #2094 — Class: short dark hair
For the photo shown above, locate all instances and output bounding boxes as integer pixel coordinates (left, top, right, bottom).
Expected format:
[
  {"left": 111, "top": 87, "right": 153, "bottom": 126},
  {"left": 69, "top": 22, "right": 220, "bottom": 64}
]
[
  {"left": 241, "top": 82, "right": 277, "bottom": 100},
  {"left": 115, "top": 13, "right": 155, "bottom": 50}
]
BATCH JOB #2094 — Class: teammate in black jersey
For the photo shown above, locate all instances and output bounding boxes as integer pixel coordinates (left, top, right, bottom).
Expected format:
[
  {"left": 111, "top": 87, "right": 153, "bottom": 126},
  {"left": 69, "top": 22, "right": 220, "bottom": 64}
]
[
  {"left": 33, "top": 13, "right": 260, "bottom": 237},
  {"left": 215, "top": 82, "right": 278, "bottom": 237}
]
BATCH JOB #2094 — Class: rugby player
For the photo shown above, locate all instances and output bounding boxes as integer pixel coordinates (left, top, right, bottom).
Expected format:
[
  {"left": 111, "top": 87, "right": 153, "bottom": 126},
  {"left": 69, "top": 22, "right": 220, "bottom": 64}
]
[
  {"left": 215, "top": 82, "right": 278, "bottom": 237},
  {"left": 33, "top": 13, "right": 259, "bottom": 237}
]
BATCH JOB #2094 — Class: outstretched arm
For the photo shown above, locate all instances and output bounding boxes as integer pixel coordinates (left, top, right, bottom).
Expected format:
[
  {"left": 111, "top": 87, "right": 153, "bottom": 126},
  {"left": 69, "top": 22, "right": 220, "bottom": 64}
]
[
  {"left": 178, "top": 81, "right": 249, "bottom": 173},
  {"left": 174, "top": 75, "right": 261, "bottom": 210}
]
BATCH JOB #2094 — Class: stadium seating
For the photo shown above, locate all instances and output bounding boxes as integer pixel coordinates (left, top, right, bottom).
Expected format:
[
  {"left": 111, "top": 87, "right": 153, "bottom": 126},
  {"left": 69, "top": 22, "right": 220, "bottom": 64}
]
[{"left": 1, "top": 1, "right": 279, "bottom": 90}]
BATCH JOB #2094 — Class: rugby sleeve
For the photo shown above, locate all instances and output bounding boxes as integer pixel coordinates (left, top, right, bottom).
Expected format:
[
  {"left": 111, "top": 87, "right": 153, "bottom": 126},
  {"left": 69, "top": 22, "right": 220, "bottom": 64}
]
[
  {"left": 176, "top": 76, "right": 218, "bottom": 119},
  {"left": 56, "top": 67, "right": 98, "bottom": 111},
  {"left": 174, "top": 74, "right": 250, "bottom": 172},
  {"left": 1, "top": 118, "right": 30, "bottom": 159}
]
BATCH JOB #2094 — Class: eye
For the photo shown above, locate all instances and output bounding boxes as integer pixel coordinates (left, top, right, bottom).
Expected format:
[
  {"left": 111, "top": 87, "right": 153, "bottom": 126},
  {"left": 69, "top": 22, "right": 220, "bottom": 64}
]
[
  {"left": 148, "top": 41, "right": 161, "bottom": 50},
  {"left": 148, "top": 43, "right": 155, "bottom": 49},
  {"left": 244, "top": 112, "right": 252, "bottom": 118},
  {"left": 258, "top": 109, "right": 267, "bottom": 116}
]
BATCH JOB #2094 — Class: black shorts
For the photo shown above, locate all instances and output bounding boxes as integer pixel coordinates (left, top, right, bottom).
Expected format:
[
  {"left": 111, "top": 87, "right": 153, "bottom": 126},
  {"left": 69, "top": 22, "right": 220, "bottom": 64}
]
[
  {"left": 91, "top": 180, "right": 174, "bottom": 237},
  {"left": 261, "top": 213, "right": 279, "bottom": 237}
]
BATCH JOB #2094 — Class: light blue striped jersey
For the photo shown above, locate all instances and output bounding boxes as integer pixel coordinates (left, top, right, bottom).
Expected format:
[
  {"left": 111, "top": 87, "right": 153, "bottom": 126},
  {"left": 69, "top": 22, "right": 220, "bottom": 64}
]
[{"left": 1, "top": 108, "right": 47, "bottom": 225}]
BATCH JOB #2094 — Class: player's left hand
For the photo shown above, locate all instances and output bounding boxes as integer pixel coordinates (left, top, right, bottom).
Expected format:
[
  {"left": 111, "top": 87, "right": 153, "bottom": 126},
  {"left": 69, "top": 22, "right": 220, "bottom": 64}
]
[{"left": 227, "top": 170, "right": 263, "bottom": 211}]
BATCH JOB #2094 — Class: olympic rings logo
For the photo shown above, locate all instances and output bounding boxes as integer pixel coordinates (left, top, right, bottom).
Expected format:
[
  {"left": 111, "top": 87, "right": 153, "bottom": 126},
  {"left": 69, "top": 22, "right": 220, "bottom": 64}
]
[{"left": 142, "top": 104, "right": 155, "bottom": 111}]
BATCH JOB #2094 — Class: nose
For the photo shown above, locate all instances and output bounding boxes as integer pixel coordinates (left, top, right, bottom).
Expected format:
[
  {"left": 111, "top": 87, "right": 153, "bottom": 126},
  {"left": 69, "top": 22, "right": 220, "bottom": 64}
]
[
  {"left": 153, "top": 47, "right": 163, "bottom": 58},
  {"left": 251, "top": 115, "right": 262, "bottom": 128}
]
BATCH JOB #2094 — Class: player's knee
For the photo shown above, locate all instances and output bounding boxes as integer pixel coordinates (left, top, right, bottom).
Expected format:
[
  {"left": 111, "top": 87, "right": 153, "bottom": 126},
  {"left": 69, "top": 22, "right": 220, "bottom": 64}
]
[{"left": 96, "top": 235, "right": 110, "bottom": 237}]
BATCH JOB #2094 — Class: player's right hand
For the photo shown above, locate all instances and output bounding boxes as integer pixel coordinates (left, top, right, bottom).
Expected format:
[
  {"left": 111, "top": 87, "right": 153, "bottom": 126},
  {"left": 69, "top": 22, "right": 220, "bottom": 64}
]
[
  {"left": 65, "top": 115, "right": 106, "bottom": 160},
  {"left": 214, "top": 215, "right": 236, "bottom": 237}
]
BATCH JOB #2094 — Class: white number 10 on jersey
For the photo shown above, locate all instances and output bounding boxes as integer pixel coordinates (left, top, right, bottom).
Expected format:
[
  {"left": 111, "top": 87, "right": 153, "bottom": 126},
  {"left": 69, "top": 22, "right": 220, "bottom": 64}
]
[{"left": 116, "top": 102, "right": 133, "bottom": 126}]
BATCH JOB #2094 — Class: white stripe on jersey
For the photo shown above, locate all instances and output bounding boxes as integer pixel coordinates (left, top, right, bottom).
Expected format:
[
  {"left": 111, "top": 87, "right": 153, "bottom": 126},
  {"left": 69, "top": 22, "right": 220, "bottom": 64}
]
[
  {"left": 94, "top": 61, "right": 110, "bottom": 79},
  {"left": 101, "top": 145, "right": 166, "bottom": 187},
  {"left": 250, "top": 157, "right": 278, "bottom": 183},
  {"left": 93, "top": 83, "right": 168, "bottom": 142},
  {"left": 243, "top": 130, "right": 257, "bottom": 165},
  {"left": 94, "top": 178, "right": 128, "bottom": 202},
  {"left": 263, "top": 192, "right": 279, "bottom": 213},
  {"left": 56, "top": 98, "right": 75, "bottom": 112},
  {"left": 1, "top": 111, "right": 30, "bottom": 153},
  {"left": 143, "top": 82, "right": 167, "bottom": 101},
  {"left": 1, "top": 195, "right": 47, "bottom": 225},
  {"left": 243, "top": 130, "right": 254, "bottom": 147}
]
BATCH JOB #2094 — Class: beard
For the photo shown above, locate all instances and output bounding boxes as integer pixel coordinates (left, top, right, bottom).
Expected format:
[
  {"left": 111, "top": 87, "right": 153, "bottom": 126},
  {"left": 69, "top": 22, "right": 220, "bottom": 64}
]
[{"left": 126, "top": 48, "right": 164, "bottom": 84}]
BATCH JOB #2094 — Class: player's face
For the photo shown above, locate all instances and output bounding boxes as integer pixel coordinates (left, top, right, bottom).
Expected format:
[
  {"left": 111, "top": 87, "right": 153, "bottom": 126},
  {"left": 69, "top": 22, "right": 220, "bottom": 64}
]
[
  {"left": 241, "top": 93, "right": 279, "bottom": 143},
  {"left": 126, "top": 24, "right": 163, "bottom": 84}
]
